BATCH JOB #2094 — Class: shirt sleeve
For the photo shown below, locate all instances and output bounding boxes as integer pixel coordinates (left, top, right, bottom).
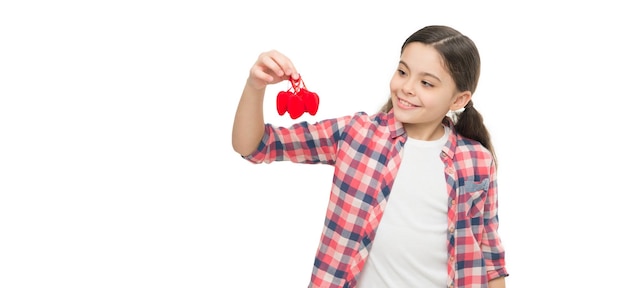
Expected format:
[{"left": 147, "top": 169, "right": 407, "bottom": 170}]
[
  {"left": 244, "top": 115, "right": 354, "bottom": 165},
  {"left": 482, "top": 160, "right": 509, "bottom": 280}
]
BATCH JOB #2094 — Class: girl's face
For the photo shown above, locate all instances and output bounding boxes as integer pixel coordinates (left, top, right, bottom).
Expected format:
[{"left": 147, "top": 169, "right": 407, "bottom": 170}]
[{"left": 390, "top": 42, "right": 470, "bottom": 140}]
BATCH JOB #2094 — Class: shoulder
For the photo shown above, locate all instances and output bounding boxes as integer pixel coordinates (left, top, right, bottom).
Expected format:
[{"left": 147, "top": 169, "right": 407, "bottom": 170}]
[{"left": 452, "top": 132, "right": 494, "bottom": 164}]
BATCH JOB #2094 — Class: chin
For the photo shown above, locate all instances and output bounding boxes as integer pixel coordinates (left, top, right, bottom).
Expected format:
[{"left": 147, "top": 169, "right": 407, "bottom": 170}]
[{"left": 391, "top": 108, "right": 415, "bottom": 123}]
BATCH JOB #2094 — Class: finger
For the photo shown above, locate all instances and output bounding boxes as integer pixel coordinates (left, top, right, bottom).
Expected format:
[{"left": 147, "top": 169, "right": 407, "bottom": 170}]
[
  {"left": 266, "top": 50, "right": 298, "bottom": 79},
  {"left": 259, "top": 54, "right": 286, "bottom": 78},
  {"left": 250, "top": 66, "right": 273, "bottom": 84}
]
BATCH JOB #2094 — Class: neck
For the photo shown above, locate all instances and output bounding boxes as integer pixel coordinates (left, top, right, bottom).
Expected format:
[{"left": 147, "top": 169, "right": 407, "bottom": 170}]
[{"left": 404, "top": 122, "right": 444, "bottom": 141}]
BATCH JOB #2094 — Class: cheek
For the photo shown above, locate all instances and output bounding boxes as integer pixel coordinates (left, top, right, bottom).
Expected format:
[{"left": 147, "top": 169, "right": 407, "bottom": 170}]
[
  {"left": 424, "top": 94, "right": 453, "bottom": 110},
  {"left": 389, "top": 77, "right": 401, "bottom": 92}
]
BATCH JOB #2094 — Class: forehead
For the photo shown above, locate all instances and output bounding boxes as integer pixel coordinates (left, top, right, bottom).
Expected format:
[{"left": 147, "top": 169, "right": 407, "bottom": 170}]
[{"left": 399, "top": 42, "right": 448, "bottom": 77}]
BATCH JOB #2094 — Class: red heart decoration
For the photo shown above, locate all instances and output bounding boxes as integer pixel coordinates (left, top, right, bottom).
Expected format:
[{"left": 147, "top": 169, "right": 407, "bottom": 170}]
[
  {"left": 300, "top": 89, "right": 319, "bottom": 115},
  {"left": 276, "top": 75, "right": 318, "bottom": 119},
  {"left": 287, "top": 94, "right": 305, "bottom": 119},
  {"left": 276, "top": 91, "right": 292, "bottom": 115}
]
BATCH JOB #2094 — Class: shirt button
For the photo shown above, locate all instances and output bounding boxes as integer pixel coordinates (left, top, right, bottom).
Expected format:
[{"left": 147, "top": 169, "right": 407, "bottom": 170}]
[
  {"left": 450, "top": 199, "right": 456, "bottom": 205},
  {"left": 445, "top": 167, "right": 454, "bottom": 175},
  {"left": 449, "top": 225, "right": 455, "bottom": 233},
  {"left": 450, "top": 255, "right": 455, "bottom": 262}
]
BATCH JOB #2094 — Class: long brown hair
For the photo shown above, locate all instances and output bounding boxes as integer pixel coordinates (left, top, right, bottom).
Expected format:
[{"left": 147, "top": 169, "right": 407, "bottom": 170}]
[{"left": 380, "top": 25, "right": 496, "bottom": 166}]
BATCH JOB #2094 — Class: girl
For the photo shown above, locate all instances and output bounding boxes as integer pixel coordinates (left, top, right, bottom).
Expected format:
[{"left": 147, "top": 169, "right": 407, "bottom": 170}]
[{"left": 232, "top": 25, "right": 508, "bottom": 288}]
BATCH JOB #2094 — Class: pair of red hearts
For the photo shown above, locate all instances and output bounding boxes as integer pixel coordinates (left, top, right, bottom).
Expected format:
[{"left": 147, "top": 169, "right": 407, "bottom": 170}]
[{"left": 276, "top": 75, "right": 319, "bottom": 119}]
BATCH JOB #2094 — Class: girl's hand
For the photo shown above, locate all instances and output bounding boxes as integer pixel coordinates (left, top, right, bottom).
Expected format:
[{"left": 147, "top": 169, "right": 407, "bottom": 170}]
[{"left": 247, "top": 50, "right": 299, "bottom": 90}]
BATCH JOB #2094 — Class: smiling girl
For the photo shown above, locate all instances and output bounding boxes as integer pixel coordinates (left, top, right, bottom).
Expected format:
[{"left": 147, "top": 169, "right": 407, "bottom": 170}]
[{"left": 232, "top": 25, "right": 509, "bottom": 288}]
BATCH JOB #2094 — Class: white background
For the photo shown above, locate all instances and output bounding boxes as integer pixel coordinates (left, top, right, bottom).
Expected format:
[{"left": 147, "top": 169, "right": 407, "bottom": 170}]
[{"left": 1, "top": 1, "right": 624, "bottom": 287}]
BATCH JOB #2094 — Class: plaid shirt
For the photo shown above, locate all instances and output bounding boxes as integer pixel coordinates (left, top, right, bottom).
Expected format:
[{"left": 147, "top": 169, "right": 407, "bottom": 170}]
[{"left": 245, "top": 110, "right": 508, "bottom": 288}]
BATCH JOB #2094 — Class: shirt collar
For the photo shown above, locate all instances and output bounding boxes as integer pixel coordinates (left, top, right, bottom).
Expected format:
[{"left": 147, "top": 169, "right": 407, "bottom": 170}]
[
  {"left": 384, "top": 109, "right": 405, "bottom": 139},
  {"left": 385, "top": 110, "right": 459, "bottom": 160},
  {"left": 441, "top": 116, "right": 458, "bottom": 161}
]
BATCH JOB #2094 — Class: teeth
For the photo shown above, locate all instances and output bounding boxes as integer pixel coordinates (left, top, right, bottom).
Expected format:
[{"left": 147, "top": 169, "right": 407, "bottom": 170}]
[{"left": 399, "top": 99, "right": 415, "bottom": 107}]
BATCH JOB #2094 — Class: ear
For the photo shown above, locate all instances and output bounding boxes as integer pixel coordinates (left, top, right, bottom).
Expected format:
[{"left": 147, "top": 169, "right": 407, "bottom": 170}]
[{"left": 449, "top": 91, "right": 472, "bottom": 111}]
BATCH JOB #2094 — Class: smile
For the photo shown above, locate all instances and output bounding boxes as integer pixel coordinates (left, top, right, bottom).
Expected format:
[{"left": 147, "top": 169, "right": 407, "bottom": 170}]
[{"left": 397, "top": 97, "right": 419, "bottom": 108}]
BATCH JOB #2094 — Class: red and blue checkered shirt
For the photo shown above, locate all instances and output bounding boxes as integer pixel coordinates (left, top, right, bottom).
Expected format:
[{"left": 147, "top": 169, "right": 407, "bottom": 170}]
[{"left": 245, "top": 110, "right": 508, "bottom": 287}]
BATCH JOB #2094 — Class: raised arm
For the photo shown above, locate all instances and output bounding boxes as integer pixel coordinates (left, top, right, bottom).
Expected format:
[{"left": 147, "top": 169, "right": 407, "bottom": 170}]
[{"left": 231, "top": 50, "right": 299, "bottom": 156}]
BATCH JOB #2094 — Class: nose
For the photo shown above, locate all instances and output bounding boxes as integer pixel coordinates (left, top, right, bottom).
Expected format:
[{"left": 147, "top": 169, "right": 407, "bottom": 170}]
[{"left": 401, "top": 79, "right": 416, "bottom": 96}]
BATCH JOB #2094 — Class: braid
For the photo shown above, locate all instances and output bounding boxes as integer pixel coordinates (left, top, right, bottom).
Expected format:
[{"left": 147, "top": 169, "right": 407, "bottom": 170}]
[{"left": 453, "top": 100, "right": 497, "bottom": 167}]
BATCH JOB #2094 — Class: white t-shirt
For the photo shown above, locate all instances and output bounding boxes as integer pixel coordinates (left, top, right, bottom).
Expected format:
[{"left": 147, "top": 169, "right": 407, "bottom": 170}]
[{"left": 357, "top": 126, "right": 450, "bottom": 287}]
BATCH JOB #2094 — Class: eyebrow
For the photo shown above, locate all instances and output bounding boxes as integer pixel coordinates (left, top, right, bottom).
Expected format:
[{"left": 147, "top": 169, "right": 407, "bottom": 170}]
[{"left": 399, "top": 60, "right": 442, "bottom": 82}]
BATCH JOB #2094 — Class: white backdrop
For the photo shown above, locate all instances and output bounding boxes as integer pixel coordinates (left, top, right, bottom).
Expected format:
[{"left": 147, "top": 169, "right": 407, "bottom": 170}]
[{"left": 1, "top": 1, "right": 624, "bottom": 287}]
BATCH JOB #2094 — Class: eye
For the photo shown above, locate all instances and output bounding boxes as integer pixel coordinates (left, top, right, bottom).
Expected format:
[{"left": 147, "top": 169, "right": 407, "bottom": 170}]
[
  {"left": 421, "top": 80, "right": 434, "bottom": 87},
  {"left": 397, "top": 69, "right": 407, "bottom": 76}
]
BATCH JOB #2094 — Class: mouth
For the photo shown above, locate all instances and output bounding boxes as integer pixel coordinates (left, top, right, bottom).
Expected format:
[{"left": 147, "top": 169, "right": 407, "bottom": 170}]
[{"left": 396, "top": 96, "right": 419, "bottom": 109}]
